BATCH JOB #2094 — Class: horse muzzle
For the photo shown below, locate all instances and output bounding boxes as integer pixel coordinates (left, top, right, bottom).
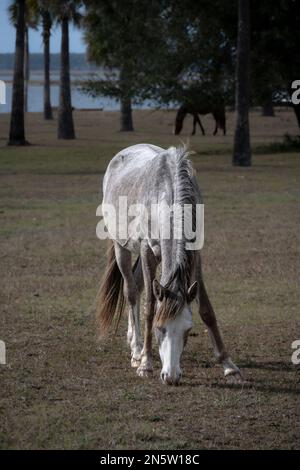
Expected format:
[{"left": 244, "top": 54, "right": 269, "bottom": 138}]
[{"left": 160, "top": 370, "right": 182, "bottom": 386}]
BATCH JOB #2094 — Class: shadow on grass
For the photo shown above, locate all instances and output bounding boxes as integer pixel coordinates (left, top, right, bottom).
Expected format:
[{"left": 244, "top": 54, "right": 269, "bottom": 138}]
[
  {"left": 239, "top": 360, "right": 298, "bottom": 372},
  {"left": 182, "top": 376, "right": 300, "bottom": 395},
  {"left": 182, "top": 360, "right": 299, "bottom": 394},
  {"left": 209, "top": 380, "right": 300, "bottom": 396}
]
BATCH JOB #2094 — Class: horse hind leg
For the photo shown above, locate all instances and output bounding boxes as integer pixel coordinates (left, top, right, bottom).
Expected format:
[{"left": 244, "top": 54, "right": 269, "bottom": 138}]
[
  {"left": 114, "top": 243, "right": 143, "bottom": 368},
  {"left": 213, "top": 121, "right": 218, "bottom": 135},
  {"left": 192, "top": 114, "right": 197, "bottom": 135},
  {"left": 196, "top": 255, "right": 242, "bottom": 380},
  {"left": 223, "top": 120, "right": 226, "bottom": 135}
]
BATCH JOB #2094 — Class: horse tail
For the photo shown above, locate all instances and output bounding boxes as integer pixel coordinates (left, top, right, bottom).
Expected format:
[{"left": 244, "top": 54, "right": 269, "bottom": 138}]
[{"left": 96, "top": 240, "right": 125, "bottom": 338}]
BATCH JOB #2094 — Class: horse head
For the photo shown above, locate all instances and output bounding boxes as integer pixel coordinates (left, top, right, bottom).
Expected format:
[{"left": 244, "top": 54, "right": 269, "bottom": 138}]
[{"left": 152, "top": 279, "right": 198, "bottom": 385}]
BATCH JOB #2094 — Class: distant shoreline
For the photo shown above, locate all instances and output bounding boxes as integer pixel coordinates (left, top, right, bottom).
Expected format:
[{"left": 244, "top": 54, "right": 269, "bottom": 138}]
[
  {"left": 0, "top": 52, "right": 99, "bottom": 72},
  {"left": 0, "top": 70, "right": 95, "bottom": 86}
]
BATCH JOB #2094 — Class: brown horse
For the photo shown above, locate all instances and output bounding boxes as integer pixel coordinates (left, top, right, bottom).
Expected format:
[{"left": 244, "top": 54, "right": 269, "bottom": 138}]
[{"left": 174, "top": 103, "right": 226, "bottom": 136}]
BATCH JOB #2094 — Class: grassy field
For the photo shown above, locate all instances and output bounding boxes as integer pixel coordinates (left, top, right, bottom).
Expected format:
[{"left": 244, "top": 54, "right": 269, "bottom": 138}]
[{"left": 0, "top": 109, "right": 299, "bottom": 449}]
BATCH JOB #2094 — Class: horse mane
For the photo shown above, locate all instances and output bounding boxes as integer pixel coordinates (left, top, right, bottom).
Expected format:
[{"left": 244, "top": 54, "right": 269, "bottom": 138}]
[{"left": 154, "top": 145, "right": 197, "bottom": 327}]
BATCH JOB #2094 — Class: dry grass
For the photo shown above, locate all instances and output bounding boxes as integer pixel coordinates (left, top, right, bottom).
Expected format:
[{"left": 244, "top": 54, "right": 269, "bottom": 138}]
[{"left": 0, "top": 109, "right": 299, "bottom": 449}]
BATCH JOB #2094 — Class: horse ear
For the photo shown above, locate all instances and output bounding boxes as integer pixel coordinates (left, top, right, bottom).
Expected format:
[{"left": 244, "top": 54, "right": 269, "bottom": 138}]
[
  {"left": 187, "top": 281, "right": 198, "bottom": 303},
  {"left": 153, "top": 279, "right": 165, "bottom": 301}
]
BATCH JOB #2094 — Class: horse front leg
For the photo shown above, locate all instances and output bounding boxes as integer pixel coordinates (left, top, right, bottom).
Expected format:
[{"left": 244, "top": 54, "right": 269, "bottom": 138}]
[
  {"left": 127, "top": 256, "right": 144, "bottom": 367},
  {"left": 196, "top": 114, "right": 205, "bottom": 135},
  {"left": 196, "top": 254, "right": 242, "bottom": 380},
  {"left": 137, "top": 241, "right": 157, "bottom": 378},
  {"left": 114, "top": 243, "right": 143, "bottom": 368}
]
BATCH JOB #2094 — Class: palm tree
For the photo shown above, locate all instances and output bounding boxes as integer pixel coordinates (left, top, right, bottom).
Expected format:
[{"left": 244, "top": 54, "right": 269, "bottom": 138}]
[
  {"left": 51, "top": 1, "right": 82, "bottom": 139},
  {"left": 58, "top": 11, "right": 75, "bottom": 138},
  {"left": 24, "top": 23, "right": 29, "bottom": 112},
  {"left": 40, "top": 4, "right": 53, "bottom": 119},
  {"left": 9, "top": 0, "right": 39, "bottom": 114},
  {"left": 24, "top": 0, "right": 54, "bottom": 120},
  {"left": 233, "top": 0, "right": 251, "bottom": 166},
  {"left": 8, "top": 0, "right": 28, "bottom": 145}
]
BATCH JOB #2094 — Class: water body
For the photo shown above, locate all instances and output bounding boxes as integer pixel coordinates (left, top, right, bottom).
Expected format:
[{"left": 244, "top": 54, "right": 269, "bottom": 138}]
[{"left": 0, "top": 71, "right": 156, "bottom": 113}]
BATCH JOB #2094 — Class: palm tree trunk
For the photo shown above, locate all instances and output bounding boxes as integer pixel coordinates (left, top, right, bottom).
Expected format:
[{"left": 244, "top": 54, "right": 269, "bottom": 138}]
[
  {"left": 120, "top": 97, "right": 134, "bottom": 131},
  {"left": 58, "top": 15, "right": 75, "bottom": 139},
  {"left": 43, "top": 12, "right": 53, "bottom": 120},
  {"left": 8, "top": 0, "right": 28, "bottom": 146},
  {"left": 233, "top": 0, "right": 251, "bottom": 166},
  {"left": 24, "top": 25, "right": 29, "bottom": 113}
]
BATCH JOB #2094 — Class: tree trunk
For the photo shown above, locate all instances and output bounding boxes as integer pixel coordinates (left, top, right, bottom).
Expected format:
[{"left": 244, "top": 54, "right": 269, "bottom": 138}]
[
  {"left": 119, "top": 64, "right": 134, "bottom": 131},
  {"left": 233, "top": 0, "right": 251, "bottom": 166},
  {"left": 262, "top": 99, "right": 275, "bottom": 117},
  {"left": 8, "top": 0, "right": 28, "bottom": 146},
  {"left": 58, "top": 16, "right": 75, "bottom": 139},
  {"left": 120, "top": 97, "right": 134, "bottom": 131},
  {"left": 24, "top": 26, "right": 29, "bottom": 113},
  {"left": 43, "top": 12, "right": 53, "bottom": 120}
]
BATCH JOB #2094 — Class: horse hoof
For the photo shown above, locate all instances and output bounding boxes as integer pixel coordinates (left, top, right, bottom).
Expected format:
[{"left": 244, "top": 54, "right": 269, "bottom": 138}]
[
  {"left": 131, "top": 357, "right": 141, "bottom": 368},
  {"left": 224, "top": 368, "right": 244, "bottom": 383},
  {"left": 137, "top": 366, "right": 153, "bottom": 378}
]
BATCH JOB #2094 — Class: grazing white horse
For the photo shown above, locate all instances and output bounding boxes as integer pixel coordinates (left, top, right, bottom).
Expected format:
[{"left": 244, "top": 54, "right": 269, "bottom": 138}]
[{"left": 97, "top": 144, "right": 241, "bottom": 385}]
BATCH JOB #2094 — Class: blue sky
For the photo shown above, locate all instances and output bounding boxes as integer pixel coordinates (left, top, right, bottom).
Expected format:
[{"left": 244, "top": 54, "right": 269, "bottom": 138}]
[{"left": 0, "top": 0, "right": 86, "bottom": 53}]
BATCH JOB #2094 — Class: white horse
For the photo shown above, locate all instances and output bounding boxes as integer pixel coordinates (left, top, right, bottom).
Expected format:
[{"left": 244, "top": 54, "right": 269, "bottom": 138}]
[{"left": 97, "top": 144, "right": 241, "bottom": 385}]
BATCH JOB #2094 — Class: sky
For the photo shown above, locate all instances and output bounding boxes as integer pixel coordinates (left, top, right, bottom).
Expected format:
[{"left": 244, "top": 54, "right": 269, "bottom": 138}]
[{"left": 0, "top": 0, "right": 86, "bottom": 53}]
